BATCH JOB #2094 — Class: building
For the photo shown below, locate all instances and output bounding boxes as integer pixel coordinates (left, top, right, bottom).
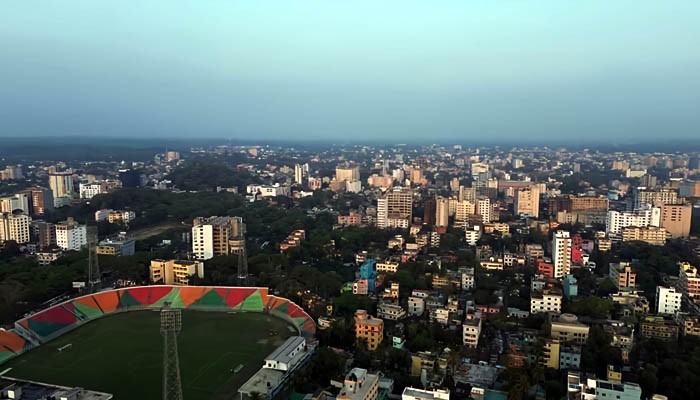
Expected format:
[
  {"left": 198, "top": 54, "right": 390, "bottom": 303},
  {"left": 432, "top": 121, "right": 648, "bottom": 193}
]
[
  {"left": 567, "top": 372, "right": 642, "bottom": 400},
  {"left": 401, "top": 387, "right": 450, "bottom": 400},
  {"left": 30, "top": 220, "right": 56, "bottom": 249},
  {"left": 634, "top": 188, "right": 679, "bottom": 209},
  {"left": 280, "top": 229, "right": 305, "bottom": 251},
  {"left": 79, "top": 182, "right": 107, "bottom": 199},
  {"left": 48, "top": 171, "right": 74, "bottom": 206},
  {"left": 338, "top": 212, "right": 363, "bottom": 226},
  {"left": 463, "top": 318, "right": 482, "bottom": 348},
  {"left": 531, "top": 289, "right": 562, "bottom": 314},
  {"left": 191, "top": 216, "right": 245, "bottom": 260},
  {"left": 621, "top": 226, "right": 667, "bottom": 245},
  {"left": 0, "top": 376, "right": 113, "bottom": 400},
  {"left": 640, "top": 316, "right": 679, "bottom": 341},
  {"left": 659, "top": 203, "right": 692, "bottom": 238},
  {"left": 408, "top": 296, "right": 425, "bottom": 316},
  {"left": 460, "top": 267, "right": 475, "bottom": 290},
  {"left": 377, "top": 187, "right": 413, "bottom": 229},
  {"left": 23, "top": 187, "right": 54, "bottom": 216},
  {"left": 294, "top": 163, "right": 305, "bottom": 185},
  {"left": 336, "top": 163, "right": 360, "bottom": 182},
  {"left": 247, "top": 183, "right": 291, "bottom": 198},
  {"left": 549, "top": 313, "right": 590, "bottom": 345},
  {"left": 0, "top": 165, "right": 23, "bottom": 180},
  {"left": 563, "top": 274, "right": 578, "bottom": 299},
  {"left": 239, "top": 336, "right": 313, "bottom": 400},
  {"left": 0, "top": 193, "right": 29, "bottom": 214},
  {"left": 96, "top": 236, "right": 136, "bottom": 256},
  {"left": 476, "top": 197, "right": 491, "bottom": 223},
  {"left": 118, "top": 168, "right": 141, "bottom": 188},
  {"left": 55, "top": 217, "right": 87, "bottom": 251},
  {"left": 552, "top": 231, "right": 572, "bottom": 278},
  {"left": 36, "top": 248, "right": 63, "bottom": 266},
  {"left": 609, "top": 262, "right": 636, "bottom": 290},
  {"left": 678, "top": 262, "right": 700, "bottom": 303},
  {"left": 681, "top": 315, "right": 700, "bottom": 337},
  {"left": 513, "top": 185, "right": 540, "bottom": 218},
  {"left": 149, "top": 259, "right": 204, "bottom": 285},
  {"left": 376, "top": 259, "right": 399, "bottom": 273},
  {"left": 606, "top": 206, "right": 661, "bottom": 236},
  {"left": 336, "top": 368, "right": 379, "bottom": 400},
  {"left": 377, "top": 303, "right": 406, "bottom": 321},
  {"left": 435, "top": 196, "right": 449, "bottom": 229},
  {"left": 355, "top": 310, "right": 384, "bottom": 351},
  {"left": 0, "top": 212, "right": 31, "bottom": 244},
  {"left": 656, "top": 286, "right": 682, "bottom": 315},
  {"left": 107, "top": 210, "right": 136, "bottom": 224}
]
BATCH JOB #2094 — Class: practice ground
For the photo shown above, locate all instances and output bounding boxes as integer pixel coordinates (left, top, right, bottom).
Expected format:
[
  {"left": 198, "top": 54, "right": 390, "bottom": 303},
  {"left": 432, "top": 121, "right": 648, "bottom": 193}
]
[{"left": 3, "top": 310, "right": 294, "bottom": 399}]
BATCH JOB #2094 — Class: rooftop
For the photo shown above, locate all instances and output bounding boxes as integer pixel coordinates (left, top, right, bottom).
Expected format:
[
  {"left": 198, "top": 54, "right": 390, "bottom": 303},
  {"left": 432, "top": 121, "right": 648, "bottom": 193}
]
[
  {"left": 265, "top": 336, "right": 305, "bottom": 365},
  {"left": 0, "top": 377, "right": 113, "bottom": 400}
]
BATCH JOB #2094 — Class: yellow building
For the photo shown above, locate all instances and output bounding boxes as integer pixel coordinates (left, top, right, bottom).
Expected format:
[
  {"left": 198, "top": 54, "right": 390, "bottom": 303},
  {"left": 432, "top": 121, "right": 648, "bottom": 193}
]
[
  {"left": 540, "top": 339, "right": 560, "bottom": 369},
  {"left": 354, "top": 310, "right": 384, "bottom": 351},
  {"left": 149, "top": 259, "right": 204, "bottom": 285}
]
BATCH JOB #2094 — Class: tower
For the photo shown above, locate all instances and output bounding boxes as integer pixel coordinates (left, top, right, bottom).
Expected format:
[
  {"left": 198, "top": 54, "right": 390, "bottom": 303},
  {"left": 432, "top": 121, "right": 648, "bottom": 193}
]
[
  {"left": 87, "top": 225, "right": 101, "bottom": 292},
  {"left": 237, "top": 239, "right": 249, "bottom": 286},
  {"left": 161, "top": 306, "right": 183, "bottom": 400}
]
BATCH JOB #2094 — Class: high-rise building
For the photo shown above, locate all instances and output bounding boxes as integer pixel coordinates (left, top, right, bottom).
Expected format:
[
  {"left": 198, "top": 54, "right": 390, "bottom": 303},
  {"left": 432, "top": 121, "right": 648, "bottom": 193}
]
[
  {"left": 0, "top": 193, "right": 29, "bottom": 214},
  {"left": 30, "top": 220, "right": 56, "bottom": 249},
  {"left": 621, "top": 226, "right": 667, "bottom": 246},
  {"left": 660, "top": 203, "right": 692, "bottom": 238},
  {"left": 459, "top": 186, "right": 477, "bottom": 203},
  {"left": 552, "top": 231, "right": 572, "bottom": 278},
  {"left": 294, "top": 163, "right": 305, "bottom": 185},
  {"left": 476, "top": 197, "right": 491, "bottom": 223},
  {"left": 435, "top": 196, "right": 449, "bottom": 229},
  {"left": 55, "top": 217, "right": 87, "bottom": 251},
  {"left": 22, "top": 187, "right": 54, "bottom": 216},
  {"left": 0, "top": 212, "right": 31, "bottom": 244},
  {"left": 336, "top": 163, "right": 360, "bottom": 182},
  {"left": 48, "top": 171, "right": 74, "bottom": 206},
  {"left": 606, "top": 206, "right": 661, "bottom": 236},
  {"left": 454, "top": 200, "right": 476, "bottom": 228},
  {"left": 656, "top": 286, "right": 682, "bottom": 315},
  {"left": 191, "top": 216, "right": 245, "bottom": 260},
  {"left": 377, "top": 187, "right": 412, "bottom": 229},
  {"left": 513, "top": 185, "right": 540, "bottom": 218},
  {"left": 463, "top": 318, "right": 481, "bottom": 348},
  {"left": 634, "top": 188, "right": 678, "bottom": 209},
  {"left": 118, "top": 168, "right": 142, "bottom": 188}
]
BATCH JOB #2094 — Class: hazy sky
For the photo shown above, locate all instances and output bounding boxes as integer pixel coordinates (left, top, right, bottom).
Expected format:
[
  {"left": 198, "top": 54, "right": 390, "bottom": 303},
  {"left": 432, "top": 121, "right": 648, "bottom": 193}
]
[{"left": 2, "top": 1, "right": 699, "bottom": 143}]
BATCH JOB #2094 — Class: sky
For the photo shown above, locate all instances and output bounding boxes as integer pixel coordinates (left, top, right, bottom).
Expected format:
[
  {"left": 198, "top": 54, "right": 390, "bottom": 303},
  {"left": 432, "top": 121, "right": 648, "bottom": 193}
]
[{"left": 1, "top": 1, "right": 700, "bottom": 143}]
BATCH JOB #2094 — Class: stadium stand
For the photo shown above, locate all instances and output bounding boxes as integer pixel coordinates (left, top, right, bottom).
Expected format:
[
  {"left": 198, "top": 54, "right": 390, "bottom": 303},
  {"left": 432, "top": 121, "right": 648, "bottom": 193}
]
[{"left": 0, "top": 286, "right": 315, "bottom": 365}]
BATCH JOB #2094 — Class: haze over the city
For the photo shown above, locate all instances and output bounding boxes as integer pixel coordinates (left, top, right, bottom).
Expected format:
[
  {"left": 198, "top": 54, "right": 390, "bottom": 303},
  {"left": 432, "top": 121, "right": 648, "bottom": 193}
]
[{"left": 2, "top": 1, "right": 700, "bottom": 142}]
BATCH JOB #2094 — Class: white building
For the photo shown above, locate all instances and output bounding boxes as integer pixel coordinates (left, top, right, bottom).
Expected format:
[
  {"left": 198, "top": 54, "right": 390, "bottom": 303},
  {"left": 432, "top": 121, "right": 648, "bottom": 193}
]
[
  {"left": 55, "top": 218, "right": 87, "bottom": 251},
  {"left": 0, "top": 212, "right": 31, "bottom": 244},
  {"left": 606, "top": 206, "right": 661, "bottom": 236},
  {"left": 346, "top": 180, "right": 362, "bottom": 193},
  {"left": 0, "top": 193, "right": 30, "bottom": 214},
  {"left": 408, "top": 296, "right": 425, "bottom": 316},
  {"left": 552, "top": 231, "right": 572, "bottom": 278},
  {"left": 465, "top": 225, "right": 481, "bottom": 246},
  {"left": 436, "top": 196, "right": 449, "bottom": 228},
  {"left": 246, "top": 183, "right": 291, "bottom": 198},
  {"left": 402, "top": 387, "right": 450, "bottom": 400},
  {"left": 79, "top": 182, "right": 106, "bottom": 199},
  {"left": 656, "top": 286, "right": 682, "bottom": 315},
  {"left": 476, "top": 197, "right": 491, "bottom": 223},
  {"left": 95, "top": 209, "right": 113, "bottom": 222},
  {"left": 463, "top": 318, "right": 482, "bottom": 348},
  {"left": 531, "top": 290, "right": 562, "bottom": 314},
  {"left": 263, "top": 336, "right": 306, "bottom": 371}
]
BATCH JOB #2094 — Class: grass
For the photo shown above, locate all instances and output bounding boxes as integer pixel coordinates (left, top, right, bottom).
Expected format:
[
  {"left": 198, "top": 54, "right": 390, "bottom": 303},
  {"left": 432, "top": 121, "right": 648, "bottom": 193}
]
[{"left": 3, "top": 310, "right": 294, "bottom": 399}]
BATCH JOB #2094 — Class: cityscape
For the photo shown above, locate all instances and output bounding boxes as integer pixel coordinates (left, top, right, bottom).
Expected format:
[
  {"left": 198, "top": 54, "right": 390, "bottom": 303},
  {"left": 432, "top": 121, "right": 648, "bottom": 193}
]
[{"left": 2, "top": 2, "right": 700, "bottom": 400}]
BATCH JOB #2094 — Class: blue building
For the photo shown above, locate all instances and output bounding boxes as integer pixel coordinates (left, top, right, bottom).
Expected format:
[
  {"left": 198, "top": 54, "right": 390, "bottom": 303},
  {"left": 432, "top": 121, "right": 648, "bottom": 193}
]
[
  {"left": 563, "top": 274, "right": 578, "bottom": 299},
  {"left": 359, "top": 259, "right": 377, "bottom": 293}
]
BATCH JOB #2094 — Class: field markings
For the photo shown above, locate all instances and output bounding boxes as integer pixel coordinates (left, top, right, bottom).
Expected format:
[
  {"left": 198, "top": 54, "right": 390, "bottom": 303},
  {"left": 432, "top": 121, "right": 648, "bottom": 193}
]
[{"left": 0, "top": 368, "right": 11, "bottom": 376}]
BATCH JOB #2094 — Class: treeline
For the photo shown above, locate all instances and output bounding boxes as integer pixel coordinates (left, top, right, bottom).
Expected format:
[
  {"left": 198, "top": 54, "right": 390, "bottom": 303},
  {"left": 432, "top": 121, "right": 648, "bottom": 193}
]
[{"left": 166, "top": 158, "right": 260, "bottom": 191}]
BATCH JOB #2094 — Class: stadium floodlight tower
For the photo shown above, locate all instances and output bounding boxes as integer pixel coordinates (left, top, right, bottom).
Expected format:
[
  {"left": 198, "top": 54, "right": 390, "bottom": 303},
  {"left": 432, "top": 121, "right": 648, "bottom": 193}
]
[
  {"left": 160, "top": 304, "right": 184, "bottom": 400},
  {"left": 86, "top": 225, "right": 101, "bottom": 293}
]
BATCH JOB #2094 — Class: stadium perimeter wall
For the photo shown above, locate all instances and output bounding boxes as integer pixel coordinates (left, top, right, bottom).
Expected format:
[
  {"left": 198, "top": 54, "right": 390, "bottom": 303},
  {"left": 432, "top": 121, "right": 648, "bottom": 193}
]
[{"left": 0, "top": 286, "right": 316, "bottom": 365}]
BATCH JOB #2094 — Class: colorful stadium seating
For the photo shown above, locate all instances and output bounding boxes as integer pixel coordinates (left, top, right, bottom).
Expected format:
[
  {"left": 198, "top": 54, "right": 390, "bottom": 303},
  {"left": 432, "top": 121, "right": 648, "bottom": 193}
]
[{"left": 0, "top": 286, "right": 315, "bottom": 365}]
